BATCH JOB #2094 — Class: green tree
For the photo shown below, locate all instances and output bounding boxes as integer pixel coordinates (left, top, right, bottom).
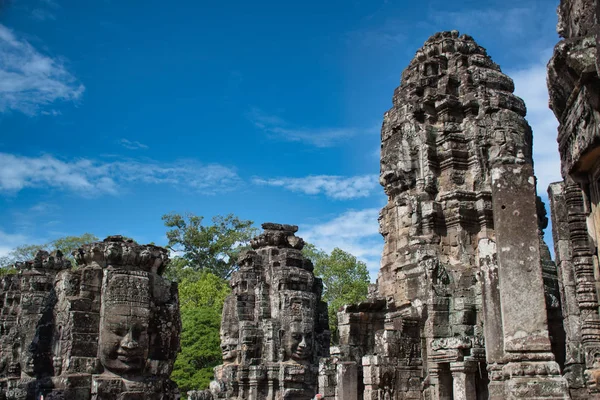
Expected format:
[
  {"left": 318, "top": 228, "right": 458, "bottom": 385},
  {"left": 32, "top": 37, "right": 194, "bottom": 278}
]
[
  {"left": 162, "top": 213, "right": 258, "bottom": 279},
  {"left": 0, "top": 233, "right": 99, "bottom": 268},
  {"left": 303, "top": 244, "right": 370, "bottom": 343},
  {"left": 170, "top": 268, "right": 231, "bottom": 392}
]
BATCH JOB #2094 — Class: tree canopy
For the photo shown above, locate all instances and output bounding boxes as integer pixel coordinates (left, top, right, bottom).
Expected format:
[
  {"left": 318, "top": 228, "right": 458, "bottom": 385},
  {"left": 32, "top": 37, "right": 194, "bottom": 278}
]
[
  {"left": 303, "top": 244, "right": 370, "bottom": 343},
  {"left": 170, "top": 265, "right": 231, "bottom": 392},
  {"left": 162, "top": 213, "right": 258, "bottom": 279}
]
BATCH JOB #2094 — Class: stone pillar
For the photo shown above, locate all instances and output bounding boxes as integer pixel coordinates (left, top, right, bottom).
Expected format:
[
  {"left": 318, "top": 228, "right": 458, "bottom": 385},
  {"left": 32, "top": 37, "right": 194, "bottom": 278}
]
[
  {"left": 428, "top": 364, "right": 452, "bottom": 400},
  {"left": 549, "top": 182, "right": 588, "bottom": 395},
  {"left": 491, "top": 164, "right": 569, "bottom": 398},
  {"left": 477, "top": 237, "right": 506, "bottom": 399},
  {"left": 335, "top": 362, "right": 357, "bottom": 400},
  {"left": 450, "top": 361, "right": 477, "bottom": 400},
  {"left": 564, "top": 183, "right": 600, "bottom": 397}
]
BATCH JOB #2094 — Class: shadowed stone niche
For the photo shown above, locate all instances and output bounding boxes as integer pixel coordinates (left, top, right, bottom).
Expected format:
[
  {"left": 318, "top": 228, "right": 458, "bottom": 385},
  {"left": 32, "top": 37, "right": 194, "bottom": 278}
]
[
  {"left": 318, "top": 30, "right": 569, "bottom": 400},
  {"left": 192, "top": 223, "right": 330, "bottom": 400},
  {"left": 0, "top": 236, "right": 181, "bottom": 400}
]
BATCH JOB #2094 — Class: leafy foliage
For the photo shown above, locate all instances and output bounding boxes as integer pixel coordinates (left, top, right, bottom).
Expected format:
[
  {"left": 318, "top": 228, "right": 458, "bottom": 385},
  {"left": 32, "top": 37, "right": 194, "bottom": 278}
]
[
  {"left": 303, "top": 244, "right": 370, "bottom": 343},
  {"left": 170, "top": 265, "right": 231, "bottom": 392},
  {"left": 0, "top": 233, "right": 99, "bottom": 268},
  {"left": 162, "top": 213, "right": 258, "bottom": 279}
]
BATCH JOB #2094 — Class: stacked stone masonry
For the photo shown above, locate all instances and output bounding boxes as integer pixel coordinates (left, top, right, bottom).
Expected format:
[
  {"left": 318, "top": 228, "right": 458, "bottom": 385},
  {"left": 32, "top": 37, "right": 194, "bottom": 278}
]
[
  {"left": 547, "top": 0, "right": 600, "bottom": 398},
  {"left": 1, "top": 1, "right": 600, "bottom": 399},
  {"left": 192, "top": 223, "right": 330, "bottom": 400},
  {"left": 0, "top": 236, "right": 181, "bottom": 400},
  {"left": 318, "top": 29, "right": 571, "bottom": 400}
]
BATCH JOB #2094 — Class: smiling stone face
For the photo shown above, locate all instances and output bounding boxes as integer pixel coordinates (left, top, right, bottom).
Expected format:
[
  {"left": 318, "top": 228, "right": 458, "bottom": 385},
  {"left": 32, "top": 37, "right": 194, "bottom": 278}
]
[
  {"left": 283, "top": 323, "right": 313, "bottom": 364},
  {"left": 99, "top": 270, "right": 152, "bottom": 376},
  {"left": 99, "top": 303, "right": 150, "bottom": 374}
]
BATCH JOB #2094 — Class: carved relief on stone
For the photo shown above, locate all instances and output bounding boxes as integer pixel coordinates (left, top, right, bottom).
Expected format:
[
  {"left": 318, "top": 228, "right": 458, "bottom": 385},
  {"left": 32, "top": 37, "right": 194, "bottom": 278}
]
[
  {"left": 0, "top": 236, "right": 181, "bottom": 400},
  {"left": 207, "top": 223, "right": 329, "bottom": 400}
]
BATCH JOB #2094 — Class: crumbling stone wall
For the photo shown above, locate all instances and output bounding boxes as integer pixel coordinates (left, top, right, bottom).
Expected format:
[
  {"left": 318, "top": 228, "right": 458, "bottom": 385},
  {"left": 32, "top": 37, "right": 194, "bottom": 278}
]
[
  {"left": 547, "top": 1, "right": 600, "bottom": 398},
  {"left": 320, "top": 31, "right": 569, "bottom": 400},
  {"left": 199, "top": 223, "right": 330, "bottom": 400},
  {"left": 0, "top": 236, "right": 181, "bottom": 400}
]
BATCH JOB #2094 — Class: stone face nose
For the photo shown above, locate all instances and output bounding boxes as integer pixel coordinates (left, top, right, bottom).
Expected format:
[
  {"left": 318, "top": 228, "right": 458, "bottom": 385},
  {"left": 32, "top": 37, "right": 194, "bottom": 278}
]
[
  {"left": 120, "top": 331, "right": 139, "bottom": 349},
  {"left": 298, "top": 336, "right": 307, "bottom": 349}
]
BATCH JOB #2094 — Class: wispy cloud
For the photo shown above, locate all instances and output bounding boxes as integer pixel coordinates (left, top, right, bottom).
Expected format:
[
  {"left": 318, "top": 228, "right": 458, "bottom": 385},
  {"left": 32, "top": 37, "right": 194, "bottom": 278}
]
[
  {"left": 248, "top": 108, "right": 371, "bottom": 147},
  {"left": 11, "top": 202, "right": 61, "bottom": 232},
  {"left": 0, "top": 23, "right": 84, "bottom": 115},
  {"left": 0, "top": 153, "right": 240, "bottom": 196},
  {"left": 428, "top": 7, "right": 536, "bottom": 37},
  {"left": 508, "top": 49, "right": 561, "bottom": 195},
  {"left": 301, "top": 208, "right": 383, "bottom": 280},
  {"left": 119, "top": 138, "right": 149, "bottom": 150},
  {"left": 31, "top": 8, "right": 56, "bottom": 21},
  {"left": 253, "top": 174, "right": 379, "bottom": 200},
  {"left": 0, "top": 230, "right": 30, "bottom": 259}
]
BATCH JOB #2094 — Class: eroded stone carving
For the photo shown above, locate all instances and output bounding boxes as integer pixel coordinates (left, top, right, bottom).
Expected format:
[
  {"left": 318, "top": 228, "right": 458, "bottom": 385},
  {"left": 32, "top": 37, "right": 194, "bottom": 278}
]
[
  {"left": 319, "top": 30, "right": 569, "bottom": 400},
  {"left": 0, "top": 236, "right": 180, "bottom": 400},
  {"left": 198, "top": 223, "right": 329, "bottom": 400},
  {"left": 547, "top": 1, "right": 600, "bottom": 398}
]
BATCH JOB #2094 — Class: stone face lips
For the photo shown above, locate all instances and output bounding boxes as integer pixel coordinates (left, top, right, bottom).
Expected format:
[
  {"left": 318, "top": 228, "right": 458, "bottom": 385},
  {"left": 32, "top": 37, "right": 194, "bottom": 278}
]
[
  {"left": 204, "top": 223, "right": 329, "bottom": 400},
  {"left": 0, "top": 236, "right": 181, "bottom": 400}
]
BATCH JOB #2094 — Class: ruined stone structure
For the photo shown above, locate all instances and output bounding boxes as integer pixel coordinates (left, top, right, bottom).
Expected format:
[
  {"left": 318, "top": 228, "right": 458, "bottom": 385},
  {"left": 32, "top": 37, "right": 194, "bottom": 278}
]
[
  {"left": 547, "top": 0, "right": 600, "bottom": 398},
  {"left": 318, "top": 31, "right": 570, "bottom": 400},
  {"left": 0, "top": 236, "right": 181, "bottom": 400},
  {"left": 200, "top": 223, "right": 330, "bottom": 400}
]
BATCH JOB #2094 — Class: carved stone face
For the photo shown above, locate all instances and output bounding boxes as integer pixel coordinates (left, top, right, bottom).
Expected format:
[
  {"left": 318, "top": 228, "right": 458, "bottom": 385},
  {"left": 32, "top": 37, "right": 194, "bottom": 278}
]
[
  {"left": 99, "top": 303, "right": 150, "bottom": 375},
  {"left": 221, "top": 339, "right": 238, "bottom": 363},
  {"left": 20, "top": 348, "right": 36, "bottom": 376},
  {"left": 285, "top": 328, "right": 312, "bottom": 362}
]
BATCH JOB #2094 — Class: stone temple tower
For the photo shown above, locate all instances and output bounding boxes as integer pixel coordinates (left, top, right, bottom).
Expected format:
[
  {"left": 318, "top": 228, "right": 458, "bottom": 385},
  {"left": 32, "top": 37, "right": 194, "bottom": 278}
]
[
  {"left": 319, "top": 31, "right": 569, "bottom": 400},
  {"left": 205, "top": 223, "right": 330, "bottom": 400}
]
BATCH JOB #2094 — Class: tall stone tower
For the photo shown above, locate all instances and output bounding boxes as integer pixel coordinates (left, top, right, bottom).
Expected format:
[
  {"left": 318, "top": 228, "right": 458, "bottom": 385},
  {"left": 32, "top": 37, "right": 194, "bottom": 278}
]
[
  {"left": 320, "top": 31, "right": 569, "bottom": 400},
  {"left": 207, "top": 223, "right": 330, "bottom": 400}
]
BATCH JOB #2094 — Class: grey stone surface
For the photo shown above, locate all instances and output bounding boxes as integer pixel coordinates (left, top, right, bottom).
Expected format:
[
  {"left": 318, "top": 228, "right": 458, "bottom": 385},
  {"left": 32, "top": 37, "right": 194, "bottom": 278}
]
[
  {"left": 202, "top": 223, "right": 330, "bottom": 400},
  {"left": 0, "top": 236, "right": 181, "bottom": 400},
  {"left": 319, "top": 30, "right": 569, "bottom": 400},
  {"left": 547, "top": 0, "right": 600, "bottom": 398}
]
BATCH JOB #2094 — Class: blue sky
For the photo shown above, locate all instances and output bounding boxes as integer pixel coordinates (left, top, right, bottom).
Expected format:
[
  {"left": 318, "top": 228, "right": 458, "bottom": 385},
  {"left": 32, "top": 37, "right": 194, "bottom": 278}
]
[{"left": 0, "top": 0, "right": 561, "bottom": 279}]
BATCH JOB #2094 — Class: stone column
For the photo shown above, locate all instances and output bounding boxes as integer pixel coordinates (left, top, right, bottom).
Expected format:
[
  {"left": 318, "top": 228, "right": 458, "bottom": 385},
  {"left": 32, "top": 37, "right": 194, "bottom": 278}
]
[
  {"left": 336, "top": 362, "right": 357, "bottom": 400},
  {"left": 490, "top": 164, "right": 569, "bottom": 398},
  {"left": 549, "top": 182, "right": 588, "bottom": 394},
  {"left": 428, "top": 364, "right": 452, "bottom": 400},
  {"left": 450, "top": 361, "right": 477, "bottom": 400},
  {"left": 564, "top": 183, "right": 600, "bottom": 397},
  {"left": 477, "top": 237, "right": 506, "bottom": 399}
]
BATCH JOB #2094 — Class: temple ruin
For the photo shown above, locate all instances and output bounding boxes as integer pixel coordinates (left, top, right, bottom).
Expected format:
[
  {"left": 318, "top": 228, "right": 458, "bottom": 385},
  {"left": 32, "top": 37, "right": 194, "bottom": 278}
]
[
  {"left": 1, "top": 0, "right": 600, "bottom": 399},
  {"left": 192, "top": 223, "right": 330, "bottom": 400},
  {"left": 316, "top": 29, "right": 570, "bottom": 400},
  {"left": 0, "top": 236, "right": 181, "bottom": 400},
  {"left": 547, "top": 0, "right": 600, "bottom": 398}
]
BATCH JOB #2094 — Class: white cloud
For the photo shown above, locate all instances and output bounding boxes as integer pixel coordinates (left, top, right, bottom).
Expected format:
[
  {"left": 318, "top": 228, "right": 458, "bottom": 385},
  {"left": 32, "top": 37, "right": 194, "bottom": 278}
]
[
  {"left": 119, "top": 138, "right": 149, "bottom": 150},
  {"left": 0, "top": 230, "right": 30, "bottom": 259},
  {"left": 509, "top": 50, "right": 562, "bottom": 196},
  {"left": 0, "top": 24, "right": 84, "bottom": 115},
  {"left": 248, "top": 108, "right": 371, "bottom": 147},
  {"left": 253, "top": 174, "right": 379, "bottom": 200},
  {"left": 0, "top": 153, "right": 240, "bottom": 196},
  {"left": 301, "top": 208, "right": 383, "bottom": 280}
]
